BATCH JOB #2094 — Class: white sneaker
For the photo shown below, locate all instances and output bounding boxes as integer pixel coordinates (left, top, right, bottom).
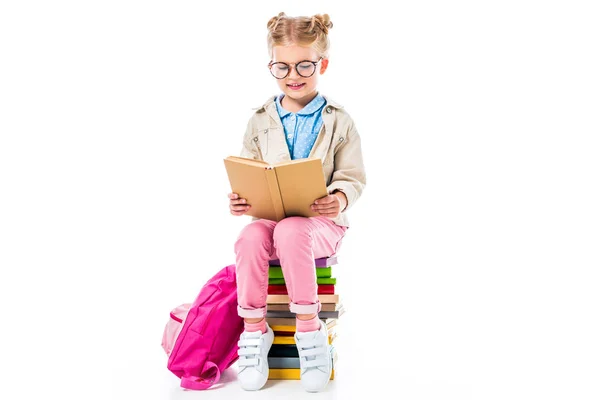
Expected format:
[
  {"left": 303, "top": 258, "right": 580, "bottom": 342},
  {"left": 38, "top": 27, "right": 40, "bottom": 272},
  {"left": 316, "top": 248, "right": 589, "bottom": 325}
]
[
  {"left": 237, "top": 325, "right": 274, "bottom": 391},
  {"left": 294, "top": 320, "right": 332, "bottom": 392}
]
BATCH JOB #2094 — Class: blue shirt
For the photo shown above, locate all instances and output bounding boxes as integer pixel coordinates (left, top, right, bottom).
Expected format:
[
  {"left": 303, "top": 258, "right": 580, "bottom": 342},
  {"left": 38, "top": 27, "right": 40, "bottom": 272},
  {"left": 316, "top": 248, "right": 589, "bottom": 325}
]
[{"left": 275, "top": 93, "right": 326, "bottom": 160}]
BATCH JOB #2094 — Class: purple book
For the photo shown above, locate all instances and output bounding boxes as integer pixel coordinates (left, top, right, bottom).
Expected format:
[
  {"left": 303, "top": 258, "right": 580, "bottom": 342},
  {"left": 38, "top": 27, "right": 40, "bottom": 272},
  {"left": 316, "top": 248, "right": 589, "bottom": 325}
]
[{"left": 269, "top": 255, "right": 338, "bottom": 268}]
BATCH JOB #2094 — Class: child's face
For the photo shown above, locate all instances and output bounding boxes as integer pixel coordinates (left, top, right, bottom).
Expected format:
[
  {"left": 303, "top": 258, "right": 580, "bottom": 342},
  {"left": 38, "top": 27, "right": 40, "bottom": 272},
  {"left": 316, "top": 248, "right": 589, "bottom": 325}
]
[{"left": 271, "top": 45, "right": 328, "bottom": 102}]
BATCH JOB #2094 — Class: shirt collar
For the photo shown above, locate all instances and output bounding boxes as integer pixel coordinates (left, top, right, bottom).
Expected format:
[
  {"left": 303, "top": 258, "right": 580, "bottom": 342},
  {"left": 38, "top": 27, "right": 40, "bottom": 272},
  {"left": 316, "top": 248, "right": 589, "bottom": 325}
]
[
  {"left": 275, "top": 93, "right": 326, "bottom": 117},
  {"left": 255, "top": 94, "right": 342, "bottom": 112},
  {"left": 275, "top": 94, "right": 291, "bottom": 117}
]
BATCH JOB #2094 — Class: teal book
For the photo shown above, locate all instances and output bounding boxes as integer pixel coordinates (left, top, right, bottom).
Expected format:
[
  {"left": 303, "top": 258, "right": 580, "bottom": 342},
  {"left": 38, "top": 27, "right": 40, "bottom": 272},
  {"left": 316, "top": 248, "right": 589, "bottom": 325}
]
[
  {"left": 269, "top": 277, "right": 337, "bottom": 285},
  {"left": 269, "top": 266, "right": 331, "bottom": 279}
]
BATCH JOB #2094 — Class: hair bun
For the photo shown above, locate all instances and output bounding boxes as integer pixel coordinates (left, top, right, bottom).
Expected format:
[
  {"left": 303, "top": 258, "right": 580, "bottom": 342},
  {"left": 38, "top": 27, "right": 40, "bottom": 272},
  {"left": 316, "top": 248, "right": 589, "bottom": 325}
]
[
  {"left": 311, "top": 13, "right": 333, "bottom": 34},
  {"left": 267, "top": 11, "right": 286, "bottom": 31}
]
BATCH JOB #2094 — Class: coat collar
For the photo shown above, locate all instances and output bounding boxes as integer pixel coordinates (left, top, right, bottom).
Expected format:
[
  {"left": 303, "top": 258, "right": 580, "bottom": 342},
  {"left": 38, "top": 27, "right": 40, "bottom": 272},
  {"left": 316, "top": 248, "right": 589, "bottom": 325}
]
[{"left": 252, "top": 93, "right": 344, "bottom": 112}]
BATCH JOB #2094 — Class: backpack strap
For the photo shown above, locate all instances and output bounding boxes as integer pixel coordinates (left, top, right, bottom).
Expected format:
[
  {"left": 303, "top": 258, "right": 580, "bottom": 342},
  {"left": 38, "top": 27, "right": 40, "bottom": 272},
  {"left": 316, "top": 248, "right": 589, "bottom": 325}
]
[{"left": 180, "top": 361, "right": 221, "bottom": 390}]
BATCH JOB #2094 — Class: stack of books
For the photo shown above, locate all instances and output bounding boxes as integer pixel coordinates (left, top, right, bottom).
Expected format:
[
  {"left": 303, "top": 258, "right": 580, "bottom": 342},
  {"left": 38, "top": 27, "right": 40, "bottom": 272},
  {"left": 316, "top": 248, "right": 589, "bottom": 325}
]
[{"left": 266, "top": 255, "right": 343, "bottom": 380}]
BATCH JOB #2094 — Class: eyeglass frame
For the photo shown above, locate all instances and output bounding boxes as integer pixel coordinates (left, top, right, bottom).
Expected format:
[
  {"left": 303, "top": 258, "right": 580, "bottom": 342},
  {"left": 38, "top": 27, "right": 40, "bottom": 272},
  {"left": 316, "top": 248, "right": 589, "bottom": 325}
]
[{"left": 267, "top": 57, "right": 323, "bottom": 79}]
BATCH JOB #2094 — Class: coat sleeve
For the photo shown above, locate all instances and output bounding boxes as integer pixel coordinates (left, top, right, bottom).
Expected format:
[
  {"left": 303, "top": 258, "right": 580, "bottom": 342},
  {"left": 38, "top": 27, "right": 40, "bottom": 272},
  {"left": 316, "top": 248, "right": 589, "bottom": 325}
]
[{"left": 326, "top": 119, "right": 367, "bottom": 212}]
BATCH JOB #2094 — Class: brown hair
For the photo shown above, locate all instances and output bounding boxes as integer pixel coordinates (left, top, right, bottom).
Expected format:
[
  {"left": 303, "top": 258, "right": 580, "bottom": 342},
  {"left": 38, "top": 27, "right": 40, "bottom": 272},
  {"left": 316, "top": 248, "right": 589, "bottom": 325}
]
[{"left": 266, "top": 12, "right": 333, "bottom": 59}]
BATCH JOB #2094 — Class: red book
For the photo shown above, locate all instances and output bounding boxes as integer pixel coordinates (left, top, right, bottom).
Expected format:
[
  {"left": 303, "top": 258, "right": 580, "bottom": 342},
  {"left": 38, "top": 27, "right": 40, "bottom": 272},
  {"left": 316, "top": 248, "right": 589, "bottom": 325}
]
[{"left": 268, "top": 284, "right": 335, "bottom": 295}]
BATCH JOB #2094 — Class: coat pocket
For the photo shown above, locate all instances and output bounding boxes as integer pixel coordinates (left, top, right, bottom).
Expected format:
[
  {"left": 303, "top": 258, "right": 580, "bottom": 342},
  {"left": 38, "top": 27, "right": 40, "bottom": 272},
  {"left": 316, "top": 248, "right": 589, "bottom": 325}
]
[{"left": 252, "top": 127, "right": 270, "bottom": 157}]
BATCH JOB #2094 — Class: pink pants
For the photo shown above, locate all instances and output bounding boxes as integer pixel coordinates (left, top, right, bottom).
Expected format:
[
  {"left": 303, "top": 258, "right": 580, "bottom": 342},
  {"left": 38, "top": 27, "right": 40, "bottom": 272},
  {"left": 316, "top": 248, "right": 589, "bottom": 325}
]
[{"left": 234, "top": 216, "right": 347, "bottom": 319}]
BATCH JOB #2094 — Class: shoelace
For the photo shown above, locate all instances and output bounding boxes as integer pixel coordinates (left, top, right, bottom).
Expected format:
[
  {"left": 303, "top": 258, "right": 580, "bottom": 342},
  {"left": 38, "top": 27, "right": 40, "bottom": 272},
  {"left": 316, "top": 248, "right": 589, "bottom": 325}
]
[
  {"left": 237, "top": 336, "right": 263, "bottom": 368},
  {"left": 297, "top": 337, "right": 328, "bottom": 370}
]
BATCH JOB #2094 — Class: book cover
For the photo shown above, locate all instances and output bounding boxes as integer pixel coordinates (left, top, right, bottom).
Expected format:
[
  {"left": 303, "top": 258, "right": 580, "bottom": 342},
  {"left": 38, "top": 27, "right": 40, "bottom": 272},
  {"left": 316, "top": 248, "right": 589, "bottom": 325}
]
[
  {"left": 268, "top": 347, "right": 337, "bottom": 379},
  {"left": 224, "top": 156, "right": 328, "bottom": 222},
  {"left": 268, "top": 284, "right": 335, "bottom": 295},
  {"left": 267, "top": 318, "right": 337, "bottom": 330},
  {"left": 268, "top": 301, "right": 341, "bottom": 312},
  {"left": 269, "top": 266, "right": 332, "bottom": 279},
  {"left": 273, "top": 332, "right": 336, "bottom": 345},
  {"left": 268, "top": 277, "right": 337, "bottom": 285},
  {"left": 268, "top": 356, "right": 338, "bottom": 370},
  {"left": 267, "top": 344, "right": 299, "bottom": 358},
  {"left": 272, "top": 330, "right": 295, "bottom": 336},
  {"left": 270, "top": 255, "right": 338, "bottom": 267},
  {"left": 267, "top": 294, "right": 339, "bottom": 304},
  {"left": 268, "top": 368, "right": 334, "bottom": 380},
  {"left": 267, "top": 357, "right": 302, "bottom": 369},
  {"left": 269, "top": 347, "right": 338, "bottom": 369},
  {"left": 266, "top": 309, "right": 344, "bottom": 319}
]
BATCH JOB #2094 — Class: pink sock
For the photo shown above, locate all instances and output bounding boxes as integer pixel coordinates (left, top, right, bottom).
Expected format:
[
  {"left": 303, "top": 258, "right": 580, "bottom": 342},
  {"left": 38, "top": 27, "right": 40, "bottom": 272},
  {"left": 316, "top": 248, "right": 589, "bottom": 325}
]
[
  {"left": 244, "top": 318, "right": 267, "bottom": 334},
  {"left": 296, "top": 315, "right": 321, "bottom": 333}
]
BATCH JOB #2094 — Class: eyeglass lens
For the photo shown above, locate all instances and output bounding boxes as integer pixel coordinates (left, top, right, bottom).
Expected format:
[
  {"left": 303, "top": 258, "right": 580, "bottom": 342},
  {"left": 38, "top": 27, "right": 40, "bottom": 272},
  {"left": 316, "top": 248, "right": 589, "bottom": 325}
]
[{"left": 270, "top": 61, "right": 317, "bottom": 79}]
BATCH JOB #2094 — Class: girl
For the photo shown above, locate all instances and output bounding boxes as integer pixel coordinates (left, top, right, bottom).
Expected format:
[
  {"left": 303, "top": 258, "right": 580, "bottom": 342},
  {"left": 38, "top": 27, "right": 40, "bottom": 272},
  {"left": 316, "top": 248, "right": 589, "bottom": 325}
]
[{"left": 227, "top": 12, "right": 366, "bottom": 392}]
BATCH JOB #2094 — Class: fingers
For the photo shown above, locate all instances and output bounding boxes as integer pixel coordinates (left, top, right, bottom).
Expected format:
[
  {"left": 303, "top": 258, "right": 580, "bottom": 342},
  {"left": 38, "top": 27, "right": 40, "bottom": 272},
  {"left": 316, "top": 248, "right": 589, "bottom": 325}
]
[
  {"left": 230, "top": 204, "right": 251, "bottom": 215},
  {"left": 231, "top": 198, "right": 248, "bottom": 206},
  {"left": 228, "top": 193, "right": 251, "bottom": 216},
  {"left": 311, "top": 201, "right": 337, "bottom": 212},
  {"left": 313, "top": 194, "right": 336, "bottom": 205},
  {"left": 313, "top": 193, "right": 338, "bottom": 217},
  {"left": 312, "top": 195, "right": 342, "bottom": 218},
  {"left": 316, "top": 210, "right": 338, "bottom": 218},
  {"left": 231, "top": 208, "right": 250, "bottom": 216},
  {"left": 312, "top": 201, "right": 339, "bottom": 218},
  {"left": 230, "top": 207, "right": 249, "bottom": 216},
  {"left": 230, "top": 202, "right": 251, "bottom": 215}
]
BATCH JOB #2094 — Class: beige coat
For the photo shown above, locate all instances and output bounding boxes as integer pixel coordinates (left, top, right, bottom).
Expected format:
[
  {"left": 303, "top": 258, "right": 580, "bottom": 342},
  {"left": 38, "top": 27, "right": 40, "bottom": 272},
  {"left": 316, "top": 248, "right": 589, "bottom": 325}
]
[{"left": 240, "top": 94, "right": 366, "bottom": 227}]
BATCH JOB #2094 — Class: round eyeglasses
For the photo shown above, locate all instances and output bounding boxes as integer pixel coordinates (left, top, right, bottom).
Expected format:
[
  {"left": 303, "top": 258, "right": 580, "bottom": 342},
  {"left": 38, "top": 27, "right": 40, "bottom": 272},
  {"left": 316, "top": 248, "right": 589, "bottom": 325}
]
[{"left": 268, "top": 58, "right": 323, "bottom": 79}]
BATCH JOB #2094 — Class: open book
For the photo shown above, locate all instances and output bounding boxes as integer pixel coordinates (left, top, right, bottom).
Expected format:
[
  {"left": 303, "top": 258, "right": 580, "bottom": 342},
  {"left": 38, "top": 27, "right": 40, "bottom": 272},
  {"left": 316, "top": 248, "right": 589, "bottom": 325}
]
[{"left": 223, "top": 156, "right": 328, "bottom": 222}]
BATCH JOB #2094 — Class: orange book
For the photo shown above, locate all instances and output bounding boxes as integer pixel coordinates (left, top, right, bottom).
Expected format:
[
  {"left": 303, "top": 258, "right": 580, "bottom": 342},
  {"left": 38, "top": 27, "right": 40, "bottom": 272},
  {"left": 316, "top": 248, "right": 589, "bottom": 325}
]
[{"left": 223, "top": 156, "right": 328, "bottom": 222}]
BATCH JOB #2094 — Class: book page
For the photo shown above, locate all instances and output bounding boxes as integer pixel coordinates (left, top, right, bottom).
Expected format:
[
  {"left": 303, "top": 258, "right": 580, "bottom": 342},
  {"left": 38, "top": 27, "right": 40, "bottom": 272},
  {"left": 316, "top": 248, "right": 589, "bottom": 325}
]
[
  {"left": 273, "top": 158, "right": 328, "bottom": 218},
  {"left": 223, "top": 157, "right": 283, "bottom": 221}
]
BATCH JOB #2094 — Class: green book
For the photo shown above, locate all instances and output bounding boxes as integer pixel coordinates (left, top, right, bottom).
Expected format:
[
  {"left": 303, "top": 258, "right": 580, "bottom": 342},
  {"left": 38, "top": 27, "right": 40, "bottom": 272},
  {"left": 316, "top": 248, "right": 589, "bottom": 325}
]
[
  {"left": 269, "top": 277, "right": 337, "bottom": 285},
  {"left": 269, "top": 266, "right": 331, "bottom": 279}
]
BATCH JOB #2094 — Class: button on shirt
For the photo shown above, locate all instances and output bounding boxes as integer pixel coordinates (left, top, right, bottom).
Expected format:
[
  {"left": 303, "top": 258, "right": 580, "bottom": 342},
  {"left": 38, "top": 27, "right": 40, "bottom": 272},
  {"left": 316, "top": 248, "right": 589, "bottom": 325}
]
[{"left": 275, "top": 93, "right": 326, "bottom": 160}]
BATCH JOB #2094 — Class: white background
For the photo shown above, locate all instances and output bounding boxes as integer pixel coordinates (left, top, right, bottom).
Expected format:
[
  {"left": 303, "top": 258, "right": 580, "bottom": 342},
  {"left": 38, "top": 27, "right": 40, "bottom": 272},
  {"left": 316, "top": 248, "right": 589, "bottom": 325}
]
[{"left": 1, "top": 1, "right": 599, "bottom": 399}]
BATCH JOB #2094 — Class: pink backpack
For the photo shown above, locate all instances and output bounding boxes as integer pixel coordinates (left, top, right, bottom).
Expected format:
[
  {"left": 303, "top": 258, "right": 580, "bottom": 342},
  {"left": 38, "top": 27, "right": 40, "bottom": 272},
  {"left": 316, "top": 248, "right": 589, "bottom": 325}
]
[{"left": 162, "top": 264, "right": 244, "bottom": 390}]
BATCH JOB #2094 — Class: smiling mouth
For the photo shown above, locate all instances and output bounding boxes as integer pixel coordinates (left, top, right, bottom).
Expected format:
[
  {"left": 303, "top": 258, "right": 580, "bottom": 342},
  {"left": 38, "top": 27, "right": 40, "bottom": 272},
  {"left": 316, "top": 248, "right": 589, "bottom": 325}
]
[{"left": 287, "top": 83, "right": 305, "bottom": 90}]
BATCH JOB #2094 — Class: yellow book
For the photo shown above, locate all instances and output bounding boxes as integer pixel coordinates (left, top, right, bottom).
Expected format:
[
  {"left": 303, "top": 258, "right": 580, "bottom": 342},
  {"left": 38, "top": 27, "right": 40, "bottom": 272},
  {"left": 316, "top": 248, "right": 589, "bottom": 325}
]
[
  {"left": 273, "top": 332, "right": 336, "bottom": 345},
  {"left": 272, "top": 336, "right": 294, "bottom": 345},
  {"left": 268, "top": 368, "right": 335, "bottom": 380},
  {"left": 270, "top": 319, "right": 337, "bottom": 333},
  {"left": 223, "top": 156, "right": 328, "bottom": 222},
  {"left": 272, "top": 327, "right": 336, "bottom": 336}
]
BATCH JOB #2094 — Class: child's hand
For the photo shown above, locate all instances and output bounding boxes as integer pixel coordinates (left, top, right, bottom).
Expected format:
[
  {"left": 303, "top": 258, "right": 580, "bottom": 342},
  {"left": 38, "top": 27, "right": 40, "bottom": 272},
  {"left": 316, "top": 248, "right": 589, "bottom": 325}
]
[
  {"left": 228, "top": 192, "right": 251, "bottom": 216},
  {"left": 311, "top": 191, "right": 347, "bottom": 219}
]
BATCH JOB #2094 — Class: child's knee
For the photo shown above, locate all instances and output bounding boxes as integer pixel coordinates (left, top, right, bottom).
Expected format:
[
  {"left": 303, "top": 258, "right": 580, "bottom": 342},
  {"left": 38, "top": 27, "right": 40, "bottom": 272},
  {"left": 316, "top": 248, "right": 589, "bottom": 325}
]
[
  {"left": 273, "top": 217, "right": 311, "bottom": 247},
  {"left": 235, "top": 222, "right": 273, "bottom": 252}
]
